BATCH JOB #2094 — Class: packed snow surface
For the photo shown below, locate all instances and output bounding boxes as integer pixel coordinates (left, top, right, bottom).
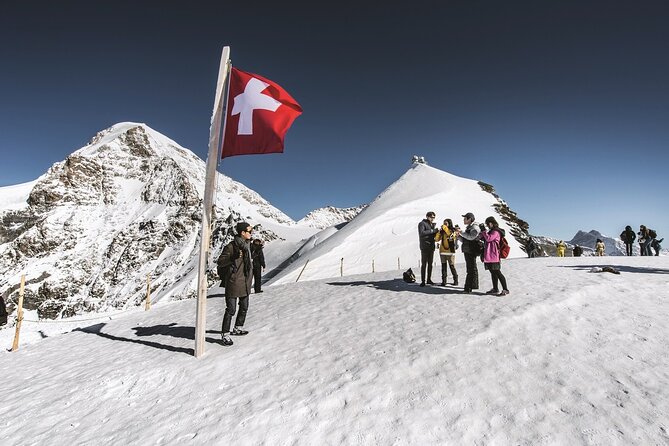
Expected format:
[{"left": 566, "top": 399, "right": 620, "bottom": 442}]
[{"left": 2, "top": 256, "right": 668, "bottom": 444}]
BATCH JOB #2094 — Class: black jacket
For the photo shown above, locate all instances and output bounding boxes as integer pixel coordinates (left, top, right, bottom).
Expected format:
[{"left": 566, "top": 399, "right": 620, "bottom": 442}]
[
  {"left": 459, "top": 223, "right": 481, "bottom": 254},
  {"left": 217, "top": 237, "right": 253, "bottom": 298},
  {"left": 620, "top": 228, "right": 636, "bottom": 244},
  {"left": 418, "top": 219, "right": 438, "bottom": 251},
  {"left": 251, "top": 244, "right": 265, "bottom": 269}
]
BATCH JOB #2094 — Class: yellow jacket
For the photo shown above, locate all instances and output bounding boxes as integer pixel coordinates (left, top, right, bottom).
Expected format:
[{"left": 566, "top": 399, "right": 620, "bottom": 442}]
[
  {"left": 557, "top": 241, "right": 566, "bottom": 256},
  {"left": 435, "top": 225, "right": 456, "bottom": 254}
]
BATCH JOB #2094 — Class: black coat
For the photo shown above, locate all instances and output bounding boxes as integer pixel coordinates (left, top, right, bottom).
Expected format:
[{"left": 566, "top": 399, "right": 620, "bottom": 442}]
[
  {"left": 620, "top": 228, "right": 636, "bottom": 244},
  {"left": 251, "top": 244, "right": 265, "bottom": 269},
  {"left": 459, "top": 223, "right": 481, "bottom": 254},
  {"left": 418, "top": 219, "right": 438, "bottom": 251},
  {"left": 217, "top": 238, "right": 253, "bottom": 298}
]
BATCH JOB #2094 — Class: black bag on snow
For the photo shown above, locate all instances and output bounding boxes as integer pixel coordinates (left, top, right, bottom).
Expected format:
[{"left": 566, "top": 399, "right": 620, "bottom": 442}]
[{"left": 402, "top": 268, "right": 416, "bottom": 283}]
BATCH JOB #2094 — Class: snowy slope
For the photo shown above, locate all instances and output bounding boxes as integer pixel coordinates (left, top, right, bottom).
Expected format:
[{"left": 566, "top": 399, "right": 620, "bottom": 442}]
[
  {"left": 0, "top": 181, "right": 37, "bottom": 211},
  {"left": 2, "top": 256, "right": 668, "bottom": 444},
  {"left": 269, "top": 163, "right": 529, "bottom": 285},
  {"left": 0, "top": 123, "right": 317, "bottom": 319}
]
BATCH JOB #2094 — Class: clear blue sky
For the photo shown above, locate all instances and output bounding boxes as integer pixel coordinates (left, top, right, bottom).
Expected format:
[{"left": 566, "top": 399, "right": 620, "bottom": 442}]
[{"left": 2, "top": 1, "right": 668, "bottom": 242}]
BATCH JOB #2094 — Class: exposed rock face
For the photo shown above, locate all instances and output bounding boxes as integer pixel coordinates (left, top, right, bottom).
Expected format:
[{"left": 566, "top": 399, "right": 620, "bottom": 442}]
[
  {"left": 297, "top": 205, "right": 367, "bottom": 229},
  {"left": 569, "top": 230, "right": 626, "bottom": 256},
  {"left": 0, "top": 123, "right": 296, "bottom": 320},
  {"left": 478, "top": 181, "right": 531, "bottom": 251}
]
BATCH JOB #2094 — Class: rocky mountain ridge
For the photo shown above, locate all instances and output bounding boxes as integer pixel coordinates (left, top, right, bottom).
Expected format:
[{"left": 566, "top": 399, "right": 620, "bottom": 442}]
[
  {"left": 0, "top": 123, "right": 311, "bottom": 320},
  {"left": 297, "top": 205, "right": 367, "bottom": 229}
]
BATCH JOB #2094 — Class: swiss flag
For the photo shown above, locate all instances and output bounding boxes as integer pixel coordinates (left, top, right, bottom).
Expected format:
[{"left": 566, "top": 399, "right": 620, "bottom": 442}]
[{"left": 221, "top": 67, "right": 302, "bottom": 159}]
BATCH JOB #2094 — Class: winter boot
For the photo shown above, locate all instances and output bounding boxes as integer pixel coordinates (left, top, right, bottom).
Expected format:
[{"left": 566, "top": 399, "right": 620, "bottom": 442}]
[
  {"left": 449, "top": 264, "right": 458, "bottom": 286},
  {"left": 231, "top": 326, "right": 249, "bottom": 336},
  {"left": 440, "top": 263, "right": 448, "bottom": 286},
  {"left": 221, "top": 333, "right": 234, "bottom": 346}
]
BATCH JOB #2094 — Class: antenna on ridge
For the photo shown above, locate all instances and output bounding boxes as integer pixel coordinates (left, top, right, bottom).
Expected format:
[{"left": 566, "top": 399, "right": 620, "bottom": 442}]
[{"left": 411, "top": 155, "right": 427, "bottom": 165}]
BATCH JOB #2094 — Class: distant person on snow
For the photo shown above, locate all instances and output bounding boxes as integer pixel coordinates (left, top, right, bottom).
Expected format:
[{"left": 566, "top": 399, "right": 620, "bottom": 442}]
[
  {"left": 572, "top": 245, "right": 583, "bottom": 257},
  {"left": 556, "top": 240, "right": 566, "bottom": 257},
  {"left": 217, "top": 222, "right": 254, "bottom": 347},
  {"left": 418, "top": 211, "right": 439, "bottom": 286},
  {"left": 620, "top": 225, "right": 636, "bottom": 256},
  {"left": 651, "top": 237, "right": 663, "bottom": 256},
  {"left": 479, "top": 216, "right": 510, "bottom": 296},
  {"left": 525, "top": 237, "right": 539, "bottom": 258},
  {"left": 251, "top": 238, "right": 266, "bottom": 293},
  {"left": 456, "top": 212, "right": 481, "bottom": 294},
  {"left": 0, "top": 295, "right": 7, "bottom": 326},
  {"left": 595, "top": 239, "right": 605, "bottom": 256},
  {"left": 638, "top": 225, "right": 652, "bottom": 256},
  {"left": 434, "top": 218, "right": 459, "bottom": 286}
]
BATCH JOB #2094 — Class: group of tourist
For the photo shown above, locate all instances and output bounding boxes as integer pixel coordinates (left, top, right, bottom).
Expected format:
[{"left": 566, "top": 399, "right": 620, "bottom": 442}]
[{"left": 418, "top": 211, "right": 509, "bottom": 296}]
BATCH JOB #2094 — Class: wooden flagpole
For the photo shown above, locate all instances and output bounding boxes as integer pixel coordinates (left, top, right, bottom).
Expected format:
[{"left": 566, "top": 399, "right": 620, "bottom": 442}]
[
  {"left": 195, "top": 46, "right": 231, "bottom": 358},
  {"left": 11, "top": 274, "right": 26, "bottom": 352}
]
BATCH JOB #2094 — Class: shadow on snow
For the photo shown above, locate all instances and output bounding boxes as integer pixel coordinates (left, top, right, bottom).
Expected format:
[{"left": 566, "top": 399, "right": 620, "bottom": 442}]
[
  {"left": 549, "top": 264, "right": 669, "bottom": 275},
  {"left": 326, "top": 278, "right": 470, "bottom": 295},
  {"left": 75, "top": 322, "right": 225, "bottom": 356}
]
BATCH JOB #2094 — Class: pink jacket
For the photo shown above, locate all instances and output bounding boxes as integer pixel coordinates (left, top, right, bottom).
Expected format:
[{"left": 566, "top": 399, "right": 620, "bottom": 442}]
[{"left": 480, "top": 229, "right": 501, "bottom": 263}]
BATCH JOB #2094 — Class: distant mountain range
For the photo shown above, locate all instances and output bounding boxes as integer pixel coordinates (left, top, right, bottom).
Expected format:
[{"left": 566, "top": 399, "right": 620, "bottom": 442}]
[
  {"left": 297, "top": 205, "right": 367, "bottom": 229},
  {"left": 529, "top": 229, "right": 666, "bottom": 256}
]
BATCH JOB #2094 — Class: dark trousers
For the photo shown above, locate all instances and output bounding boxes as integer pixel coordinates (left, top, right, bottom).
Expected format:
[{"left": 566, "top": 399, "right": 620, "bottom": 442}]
[
  {"left": 490, "top": 269, "right": 508, "bottom": 291},
  {"left": 625, "top": 243, "right": 633, "bottom": 256},
  {"left": 440, "top": 261, "right": 458, "bottom": 284},
  {"left": 463, "top": 252, "right": 479, "bottom": 291},
  {"left": 222, "top": 295, "right": 249, "bottom": 334},
  {"left": 253, "top": 266, "right": 262, "bottom": 292},
  {"left": 420, "top": 249, "right": 435, "bottom": 283}
]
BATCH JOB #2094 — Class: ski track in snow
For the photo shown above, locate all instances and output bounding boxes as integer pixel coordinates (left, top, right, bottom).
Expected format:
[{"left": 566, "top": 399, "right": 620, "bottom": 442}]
[{"left": 1, "top": 256, "right": 669, "bottom": 445}]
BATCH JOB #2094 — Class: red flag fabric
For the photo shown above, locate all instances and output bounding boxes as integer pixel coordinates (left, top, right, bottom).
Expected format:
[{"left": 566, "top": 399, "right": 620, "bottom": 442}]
[{"left": 221, "top": 67, "right": 302, "bottom": 159}]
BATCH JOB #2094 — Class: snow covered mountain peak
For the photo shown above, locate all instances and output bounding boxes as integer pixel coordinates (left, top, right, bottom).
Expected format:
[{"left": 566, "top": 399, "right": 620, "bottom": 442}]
[
  {"left": 0, "top": 123, "right": 308, "bottom": 320},
  {"left": 268, "top": 163, "right": 531, "bottom": 285}
]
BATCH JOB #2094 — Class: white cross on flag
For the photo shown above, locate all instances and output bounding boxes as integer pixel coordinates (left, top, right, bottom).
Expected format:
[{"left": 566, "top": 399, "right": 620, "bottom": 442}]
[{"left": 221, "top": 67, "right": 302, "bottom": 158}]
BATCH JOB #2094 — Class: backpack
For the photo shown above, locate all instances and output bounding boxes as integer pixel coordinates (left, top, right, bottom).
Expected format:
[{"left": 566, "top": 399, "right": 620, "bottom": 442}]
[
  {"left": 649, "top": 229, "right": 657, "bottom": 239},
  {"left": 499, "top": 236, "right": 510, "bottom": 259},
  {"left": 402, "top": 268, "right": 416, "bottom": 283},
  {"left": 472, "top": 239, "right": 484, "bottom": 256}
]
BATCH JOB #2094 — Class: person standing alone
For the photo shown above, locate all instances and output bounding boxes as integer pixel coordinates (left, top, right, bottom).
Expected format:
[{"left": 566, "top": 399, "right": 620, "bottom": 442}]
[
  {"left": 251, "top": 238, "right": 266, "bottom": 293},
  {"left": 556, "top": 240, "right": 566, "bottom": 257},
  {"left": 418, "top": 211, "right": 439, "bottom": 286},
  {"left": 217, "top": 222, "right": 254, "bottom": 346}
]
